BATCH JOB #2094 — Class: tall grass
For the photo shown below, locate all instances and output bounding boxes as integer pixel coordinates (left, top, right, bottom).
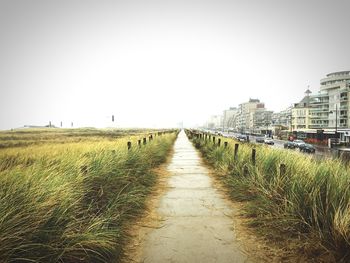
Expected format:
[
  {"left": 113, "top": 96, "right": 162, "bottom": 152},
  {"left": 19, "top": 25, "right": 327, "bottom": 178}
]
[
  {"left": 0, "top": 128, "right": 169, "bottom": 148},
  {"left": 187, "top": 131, "right": 350, "bottom": 262},
  {"left": 0, "top": 130, "right": 178, "bottom": 262}
]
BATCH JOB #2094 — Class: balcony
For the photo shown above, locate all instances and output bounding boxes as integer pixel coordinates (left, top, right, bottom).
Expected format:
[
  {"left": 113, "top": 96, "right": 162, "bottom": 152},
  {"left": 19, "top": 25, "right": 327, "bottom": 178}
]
[{"left": 321, "top": 74, "right": 350, "bottom": 85}]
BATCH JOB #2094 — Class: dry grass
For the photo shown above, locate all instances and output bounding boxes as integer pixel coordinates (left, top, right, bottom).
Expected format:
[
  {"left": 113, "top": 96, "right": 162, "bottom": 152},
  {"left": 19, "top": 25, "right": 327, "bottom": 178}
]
[
  {"left": 187, "top": 130, "right": 350, "bottom": 262},
  {"left": 0, "top": 128, "right": 178, "bottom": 263}
]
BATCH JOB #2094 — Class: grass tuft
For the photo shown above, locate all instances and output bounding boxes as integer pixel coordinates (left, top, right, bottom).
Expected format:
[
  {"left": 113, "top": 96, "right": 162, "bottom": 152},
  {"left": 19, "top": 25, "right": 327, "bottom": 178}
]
[{"left": 187, "top": 130, "right": 350, "bottom": 261}]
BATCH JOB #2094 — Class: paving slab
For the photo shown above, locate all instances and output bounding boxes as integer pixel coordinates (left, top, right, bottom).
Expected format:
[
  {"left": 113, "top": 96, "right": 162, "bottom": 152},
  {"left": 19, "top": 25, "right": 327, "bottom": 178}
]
[{"left": 139, "top": 130, "right": 250, "bottom": 263}]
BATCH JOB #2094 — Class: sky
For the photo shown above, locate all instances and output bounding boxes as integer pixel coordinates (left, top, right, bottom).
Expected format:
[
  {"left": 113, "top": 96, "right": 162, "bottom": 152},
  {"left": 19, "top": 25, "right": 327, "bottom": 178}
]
[{"left": 0, "top": 0, "right": 349, "bottom": 129}]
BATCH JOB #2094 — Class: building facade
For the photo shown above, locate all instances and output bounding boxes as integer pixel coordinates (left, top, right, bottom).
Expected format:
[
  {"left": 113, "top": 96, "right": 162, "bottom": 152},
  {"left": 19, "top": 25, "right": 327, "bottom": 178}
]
[
  {"left": 206, "top": 115, "right": 223, "bottom": 129},
  {"left": 249, "top": 110, "right": 273, "bottom": 134},
  {"left": 272, "top": 106, "right": 292, "bottom": 130},
  {"left": 237, "top": 99, "right": 266, "bottom": 133},
  {"left": 291, "top": 71, "right": 350, "bottom": 142},
  {"left": 222, "top": 107, "right": 239, "bottom": 130}
]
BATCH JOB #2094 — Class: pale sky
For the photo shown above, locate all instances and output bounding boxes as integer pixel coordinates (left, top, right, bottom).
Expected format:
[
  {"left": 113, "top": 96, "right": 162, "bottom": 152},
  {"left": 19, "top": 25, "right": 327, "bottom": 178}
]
[{"left": 1, "top": 0, "right": 349, "bottom": 129}]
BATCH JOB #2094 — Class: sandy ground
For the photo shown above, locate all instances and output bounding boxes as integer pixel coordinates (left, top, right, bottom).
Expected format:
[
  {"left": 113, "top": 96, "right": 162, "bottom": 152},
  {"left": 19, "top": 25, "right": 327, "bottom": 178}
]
[{"left": 122, "top": 131, "right": 301, "bottom": 263}]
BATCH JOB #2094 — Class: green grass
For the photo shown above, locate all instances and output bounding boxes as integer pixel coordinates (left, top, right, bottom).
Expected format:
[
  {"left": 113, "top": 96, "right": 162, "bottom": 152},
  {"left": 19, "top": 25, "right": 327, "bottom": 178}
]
[
  {"left": 0, "top": 129, "right": 178, "bottom": 262},
  {"left": 187, "top": 131, "right": 350, "bottom": 262}
]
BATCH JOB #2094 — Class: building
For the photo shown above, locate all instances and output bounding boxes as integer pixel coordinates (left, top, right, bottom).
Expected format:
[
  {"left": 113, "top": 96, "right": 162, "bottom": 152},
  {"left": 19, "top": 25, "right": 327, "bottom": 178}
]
[
  {"left": 272, "top": 106, "right": 292, "bottom": 130},
  {"left": 236, "top": 99, "right": 265, "bottom": 133},
  {"left": 222, "top": 107, "right": 239, "bottom": 131},
  {"left": 291, "top": 71, "right": 350, "bottom": 142},
  {"left": 236, "top": 98, "right": 270, "bottom": 134},
  {"left": 206, "top": 115, "right": 223, "bottom": 129},
  {"left": 249, "top": 110, "right": 273, "bottom": 134},
  {"left": 291, "top": 91, "right": 312, "bottom": 131}
]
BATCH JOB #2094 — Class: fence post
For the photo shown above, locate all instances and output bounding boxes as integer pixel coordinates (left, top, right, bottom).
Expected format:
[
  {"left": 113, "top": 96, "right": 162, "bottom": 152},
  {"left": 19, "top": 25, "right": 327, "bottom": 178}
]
[
  {"left": 138, "top": 140, "right": 141, "bottom": 147},
  {"left": 234, "top": 144, "right": 239, "bottom": 160},
  {"left": 213, "top": 136, "right": 216, "bottom": 143},
  {"left": 127, "top": 141, "right": 131, "bottom": 150},
  {"left": 252, "top": 148, "right": 256, "bottom": 166},
  {"left": 224, "top": 141, "right": 228, "bottom": 148},
  {"left": 218, "top": 138, "right": 221, "bottom": 147},
  {"left": 243, "top": 165, "right": 249, "bottom": 176},
  {"left": 280, "top": 163, "right": 286, "bottom": 176},
  {"left": 143, "top": 138, "right": 147, "bottom": 145}
]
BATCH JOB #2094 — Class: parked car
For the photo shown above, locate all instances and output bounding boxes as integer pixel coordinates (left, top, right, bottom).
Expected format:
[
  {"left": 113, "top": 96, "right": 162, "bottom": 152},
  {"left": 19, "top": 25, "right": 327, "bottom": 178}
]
[
  {"left": 299, "top": 143, "right": 316, "bottom": 153},
  {"left": 256, "top": 137, "right": 265, "bottom": 143},
  {"left": 284, "top": 141, "right": 296, "bottom": 149},
  {"left": 293, "top": 139, "right": 306, "bottom": 148},
  {"left": 264, "top": 138, "right": 274, "bottom": 145},
  {"left": 237, "top": 135, "right": 248, "bottom": 142}
]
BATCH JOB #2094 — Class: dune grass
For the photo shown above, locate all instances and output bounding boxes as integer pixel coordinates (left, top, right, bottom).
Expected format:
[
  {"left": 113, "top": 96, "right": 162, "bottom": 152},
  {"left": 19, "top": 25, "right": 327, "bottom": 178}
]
[
  {"left": 0, "top": 129, "right": 178, "bottom": 263},
  {"left": 0, "top": 128, "right": 165, "bottom": 148},
  {"left": 187, "top": 130, "right": 350, "bottom": 262}
]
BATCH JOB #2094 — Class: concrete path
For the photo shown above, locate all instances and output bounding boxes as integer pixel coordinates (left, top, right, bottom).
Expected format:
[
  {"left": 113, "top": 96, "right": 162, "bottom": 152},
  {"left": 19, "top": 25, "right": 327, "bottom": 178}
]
[{"left": 139, "top": 130, "right": 250, "bottom": 263}]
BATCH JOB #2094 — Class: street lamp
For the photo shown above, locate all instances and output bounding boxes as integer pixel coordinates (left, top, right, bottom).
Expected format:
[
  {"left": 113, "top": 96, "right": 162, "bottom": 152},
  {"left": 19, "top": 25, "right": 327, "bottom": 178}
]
[
  {"left": 329, "top": 104, "right": 338, "bottom": 140},
  {"left": 265, "top": 121, "right": 270, "bottom": 137}
]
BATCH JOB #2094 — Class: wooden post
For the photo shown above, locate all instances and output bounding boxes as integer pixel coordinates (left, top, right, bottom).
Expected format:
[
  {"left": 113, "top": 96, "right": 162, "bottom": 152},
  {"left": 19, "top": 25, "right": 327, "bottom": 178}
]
[
  {"left": 218, "top": 138, "right": 221, "bottom": 147},
  {"left": 127, "top": 141, "right": 131, "bottom": 150},
  {"left": 280, "top": 163, "right": 286, "bottom": 176},
  {"left": 138, "top": 140, "right": 141, "bottom": 147},
  {"left": 243, "top": 165, "right": 249, "bottom": 176},
  {"left": 252, "top": 148, "right": 256, "bottom": 166},
  {"left": 143, "top": 138, "right": 147, "bottom": 145},
  {"left": 213, "top": 136, "right": 216, "bottom": 143},
  {"left": 149, "top": 135, "right": 152, "bottom": 142},
  {"left": 224, "top": 141, "right": 228, "bottom": 148},
  {"left": 234, "top": 144, "right": 239, "bottom": 160},
  {"left": 81, "top": 165, "right": 88, "bottom": 175}
]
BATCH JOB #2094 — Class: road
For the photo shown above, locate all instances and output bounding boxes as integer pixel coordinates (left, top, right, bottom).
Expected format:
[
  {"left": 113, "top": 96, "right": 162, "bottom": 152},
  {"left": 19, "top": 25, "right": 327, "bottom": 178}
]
[{"left": 203, "top": 130, "right": 335, "bottom": 159}]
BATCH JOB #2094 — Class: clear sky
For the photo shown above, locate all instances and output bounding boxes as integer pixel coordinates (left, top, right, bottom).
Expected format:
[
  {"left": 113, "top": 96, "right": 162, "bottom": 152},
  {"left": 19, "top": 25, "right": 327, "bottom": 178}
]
[{"left": 0, "top": 0, "right": 349, "bottom": 129}]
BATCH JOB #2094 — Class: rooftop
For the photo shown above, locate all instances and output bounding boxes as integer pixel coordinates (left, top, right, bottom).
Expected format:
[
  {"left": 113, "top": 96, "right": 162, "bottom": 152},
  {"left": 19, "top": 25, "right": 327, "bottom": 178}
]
[{"left": 326, "top": 71, "right": 350, "bottom": 77}]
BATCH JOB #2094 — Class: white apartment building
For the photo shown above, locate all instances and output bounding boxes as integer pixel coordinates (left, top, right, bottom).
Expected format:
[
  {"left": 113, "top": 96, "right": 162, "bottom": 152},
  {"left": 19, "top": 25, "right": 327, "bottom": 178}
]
[
  {"left": 222, "top": 107, "right": 239, "bottom": 130},
  {"left": 272, "top": 107, "right": 292, "bottom": 130},
  {"left": 249, "top": 110, "right": 273, "bottom": 134},
  {"left": 292, "top": 71, "right": 350, "bottom": 142},
  {"left": 237, "top": 99, "right": 267, "bottom": 133},
  {"left": 206, "top": 115, "right": 223, "bottom": 129}
]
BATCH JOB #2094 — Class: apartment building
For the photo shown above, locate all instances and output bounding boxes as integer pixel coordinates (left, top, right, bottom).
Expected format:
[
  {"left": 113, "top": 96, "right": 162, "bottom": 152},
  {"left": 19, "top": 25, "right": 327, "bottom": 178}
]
[
  {"left": 292, "top": 93, "right": 311, "bottom": 131},
  {"left": 206, "top": 115, "right": 223, "bottom": 129},
  {"left": 222, "top": 107, "right": 239, "bottom": 130},
  {"left": 272, "top": 107, "right": 292, "bottom": 130},
  {"left": 236, "top": 99, "right": 268, "bottom": 133},
  {"left": 292, "top": 71, "right": 350, "bottom": 142},
  {"left": 249, "top": 110, "right": 273, "bottom": 134}
]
